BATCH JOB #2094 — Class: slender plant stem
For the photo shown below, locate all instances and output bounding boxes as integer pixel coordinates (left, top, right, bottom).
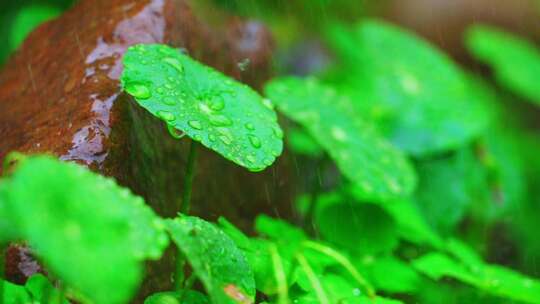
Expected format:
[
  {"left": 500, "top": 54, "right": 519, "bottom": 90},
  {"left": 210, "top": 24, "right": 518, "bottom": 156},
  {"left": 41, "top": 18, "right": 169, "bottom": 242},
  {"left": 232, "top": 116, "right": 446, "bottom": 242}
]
[
  {"left": 295, "top": 253, "right": 329, "bottom": 304},
  {"left": 302, "top": 240, "right": 375, "bottom": 298},
  {"left": 269, "top": 243, "right": 289, "bottom": 304},
  {"left": 174, "top": 256, "right": 186, "bottom": 291},
  {"left": 179, "top": 140, "right": 198, "bottom": 215}
]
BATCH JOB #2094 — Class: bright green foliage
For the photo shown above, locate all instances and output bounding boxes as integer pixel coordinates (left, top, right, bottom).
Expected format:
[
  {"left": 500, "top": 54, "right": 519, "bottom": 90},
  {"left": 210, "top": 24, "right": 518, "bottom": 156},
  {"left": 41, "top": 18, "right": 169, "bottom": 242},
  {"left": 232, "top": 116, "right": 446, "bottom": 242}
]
[
  {"left": 286, "top": 127, "right": 324, "bottom": 158},
  {"left": 294, "top": 272, "right": 366, "bottom": 303},
  {"left": 144, "top": 290, "right": 210, "bottom": 304},
  {"left": 121, "top": 44, "right": 283, "bottom": 172},
  {"left": 414, "top": 135, "right": 525, "bottom": 235},
  {"left": 0, "top": 182, "right": 15, "bottom": 243},
  {"left": 466, "top": 25, "right": 540, "bottom": 105},
  {"left": 1, "top": 274, "right": 68, "bottom": 304},
  {"left": 255, "top": 214, "right": 307, "bottom": 245},
  {"left": 265, "top": 76, "right": 416, "bottom": 202},
  {"left": 316, "top": 202, "right": 398, "bottom": 255},
  {"left": 1, "top": 280, "right": 32, "bottom": 304},
  {"left": 414, "top": 149, "right": 478, "bottom": 234},
  {"left": 219, "top": 217, "right": 292, "bottom": 295},
  {"left": 9, "top": 5, "right": 60, "bottom": 51},
  {"left": 1, "top": 156, "right": 168, "bottom": 304},
  {"left": 166, "top": 215, "right": 256, "bottom": 304},
  {"left": 359, "top": 256, "right": 420, "bottom": 294},
  {"left": 377, "top": 199, "right": 443, "bottom": 248},
  {"left": 413, "top": 240, "right": 540, "bottom": 304},
  {"left": 326, "top": 20, "right": 490, "bottom": 156},
  {"left": 25, "top": 274, "right": 69, "bottom": 304}
]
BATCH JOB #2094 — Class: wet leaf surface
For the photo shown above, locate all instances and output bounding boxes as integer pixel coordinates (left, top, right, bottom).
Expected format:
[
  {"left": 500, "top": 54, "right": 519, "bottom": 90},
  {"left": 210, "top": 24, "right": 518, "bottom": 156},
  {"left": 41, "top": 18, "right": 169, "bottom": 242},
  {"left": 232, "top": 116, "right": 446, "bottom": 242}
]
[
  {"left": 265, "top": 76, "right": 416, "bottom": 202},
  {"left": 326, "top": 19, "right": 491, "bottom": 156},
  {"left": 166, "top": 215, "right": 256, "bottom": 304},
  {"left": 121, "top": 44, "right": 283, "bottom": 172},
  {"left": 1, "top": 156, "right": 168, "bottom": 304}
]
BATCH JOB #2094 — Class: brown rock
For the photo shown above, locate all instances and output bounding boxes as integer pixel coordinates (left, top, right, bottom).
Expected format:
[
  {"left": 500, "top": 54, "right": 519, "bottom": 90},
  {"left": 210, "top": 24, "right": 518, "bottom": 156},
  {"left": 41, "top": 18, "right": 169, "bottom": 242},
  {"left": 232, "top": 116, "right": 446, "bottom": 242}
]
[{"left": 0, "top": 0, "right": 293, "bottom": 299}]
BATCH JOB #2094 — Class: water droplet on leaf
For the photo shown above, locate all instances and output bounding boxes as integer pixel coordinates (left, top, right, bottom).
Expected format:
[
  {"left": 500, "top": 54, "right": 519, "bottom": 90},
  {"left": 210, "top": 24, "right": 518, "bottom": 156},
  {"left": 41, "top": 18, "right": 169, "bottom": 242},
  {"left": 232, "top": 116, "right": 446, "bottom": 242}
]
[
  {"left": 125, "top": 82, "right": 152, "bottom": 100},
  {"left": 188, "top": 120, "right": 203, "bottom": 130},
  {"left": 158, "top": 111, "right": 175, "bottom": 122},
  {"left": 248, "top": 135, "right": 262, "bottom": 149},
  {"left": 162, "top": 57, "right": 184, "bottom": 73}
]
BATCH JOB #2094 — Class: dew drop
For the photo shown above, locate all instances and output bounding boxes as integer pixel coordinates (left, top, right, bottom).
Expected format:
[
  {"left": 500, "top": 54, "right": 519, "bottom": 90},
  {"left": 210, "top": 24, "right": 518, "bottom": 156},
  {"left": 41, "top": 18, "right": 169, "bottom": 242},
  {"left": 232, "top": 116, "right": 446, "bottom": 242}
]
[
  {"left": 210, "top": 98, "right": 225, "bottom": 111},
  {"left": 246, "top": 154, "right": 256, "bottom": 164},
  {"left": 244, "top": 123, "right": 255, "bottom": 131},
  {"left": 188, "top": 120, "right": 203, "bottom": 130},
  {"left": 125, "top": 82, "right": 152, "bottom": 100},
  {"left": 167, "top": 124, "right": 185, "bottom": 139},
  {"left": 162, "top": 57, "right": 184, "bottom": 73},
  {"left": 219, "top": 135, "right": 232, "bottom": 145},
  {"left": 209, "top": 115, "right": 233, "bottom": 126},
  {"left": 248, "top": 135, "right": 262, "bottom": 149},
  {"left": 156, "top": 87, "right": 165, "bottom": 94},
  {"left": 272, "top": 126, "right": 284, "bottom": 139},
  {"left": 261, "top": 98, "right": 274, "bottom": 110},
  {"left": 208, "top": 134, "right": 217, "bottom": 142},
  {"left": 158, "top": 111, "right": 175, "bottom": 122},
  {"left": 163, "top": 97, "right": 177, "bottom": 105}
]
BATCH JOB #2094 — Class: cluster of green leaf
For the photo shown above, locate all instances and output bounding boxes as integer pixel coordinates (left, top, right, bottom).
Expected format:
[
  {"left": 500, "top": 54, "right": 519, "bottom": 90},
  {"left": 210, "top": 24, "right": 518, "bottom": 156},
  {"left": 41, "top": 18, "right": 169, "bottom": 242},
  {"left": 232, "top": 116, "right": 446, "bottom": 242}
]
[
  {"left": 0, "top": 155, "right": 258, "bottom": 304},
  {"left": 258, "top": 19, "right": 540, "bottom": 304},
  {"left": 2, "top": 1, "right": 540, "bottom": 302}
]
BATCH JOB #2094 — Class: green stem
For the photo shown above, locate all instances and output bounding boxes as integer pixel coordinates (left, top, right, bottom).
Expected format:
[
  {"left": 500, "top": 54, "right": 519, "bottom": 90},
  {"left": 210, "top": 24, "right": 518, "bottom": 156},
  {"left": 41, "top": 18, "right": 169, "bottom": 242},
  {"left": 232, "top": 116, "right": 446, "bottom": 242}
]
[
  {"left": 269, "top": 243, "right": 289, "bottom": 304},
  {"left": 179, "top": 140, "right": 198, "bottom": 215},
  {"left": 174, "top": 256, "right": 186, "bottom": 291},
  {"left": 295, "top": 253, "right": 329, "bottom": 304},
  {"left": 302, "top": 240, "right": 375, "bottom": 298}
]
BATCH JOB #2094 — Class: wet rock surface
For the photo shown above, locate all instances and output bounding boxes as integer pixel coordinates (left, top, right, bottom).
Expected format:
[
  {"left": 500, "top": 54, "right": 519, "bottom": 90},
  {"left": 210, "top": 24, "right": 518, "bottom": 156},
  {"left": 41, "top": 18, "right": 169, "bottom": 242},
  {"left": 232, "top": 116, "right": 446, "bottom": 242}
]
[{"left": 0, "top": 0, "right": 293, "bottom": 299}]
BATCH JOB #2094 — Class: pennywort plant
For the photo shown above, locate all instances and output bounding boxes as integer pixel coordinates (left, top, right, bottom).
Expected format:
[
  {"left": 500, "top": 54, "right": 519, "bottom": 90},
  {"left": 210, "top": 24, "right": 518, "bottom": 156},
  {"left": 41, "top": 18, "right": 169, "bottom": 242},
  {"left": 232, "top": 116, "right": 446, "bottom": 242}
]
[
  {"left": 2, "top": 7, "right": 540, "bottom": 304},
  {"left": 120, "top": 44, "right": 283, "bottom": 211}
]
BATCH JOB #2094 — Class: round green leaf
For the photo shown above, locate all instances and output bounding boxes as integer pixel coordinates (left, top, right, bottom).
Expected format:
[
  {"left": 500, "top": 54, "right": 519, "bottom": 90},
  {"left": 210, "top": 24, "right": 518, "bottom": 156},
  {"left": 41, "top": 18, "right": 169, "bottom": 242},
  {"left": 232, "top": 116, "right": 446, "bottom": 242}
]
[
  {"left": 466, "top": 25, "right": 540, "bottom": 105},
  {"left": 2, "top": 156, "right": 168, "bottom": 304},
  {"left": 326, "top": 20, "right": 490, "bottom": 156},
  {"left": 121, "top": 44, "right": 283, "bottom": 172},
  {"left": 316, "top": 202, "right": 399, "bottom": 255},
  {"left": 166, "top": 216, "right": 256, "bottom": 304},
  {"left": 10, "top": 5, "right": 61, "bottom": 51},
  {"left": 265, "top": 76, "right": 417, "bottom": 202}
]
